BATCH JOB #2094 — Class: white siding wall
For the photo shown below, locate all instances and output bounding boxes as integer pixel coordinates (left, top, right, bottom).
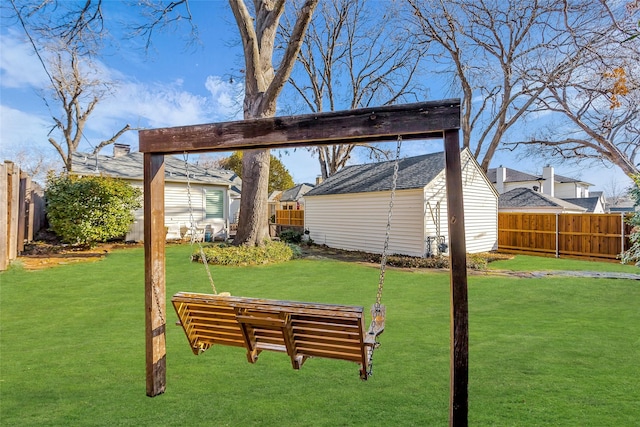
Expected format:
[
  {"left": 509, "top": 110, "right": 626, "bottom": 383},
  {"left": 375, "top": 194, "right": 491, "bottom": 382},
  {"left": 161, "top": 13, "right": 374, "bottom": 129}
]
[
  {"left": 305, "top": 149, "right": 498, "bottom": 256},
  {"left": 305, "top": 189, "right": 426, "bottom": 257},
  {"left": 554, "top": 183, "right": 586, "bottom": 199},
  {"left": 126, "top": 181, "right": 229, "bottom": 242},
  {"left": 421, "top": 154, "right": 497, "bottom": 254},
  {"left": 459, "top": 151, "right": 499, "bottom": 252}
]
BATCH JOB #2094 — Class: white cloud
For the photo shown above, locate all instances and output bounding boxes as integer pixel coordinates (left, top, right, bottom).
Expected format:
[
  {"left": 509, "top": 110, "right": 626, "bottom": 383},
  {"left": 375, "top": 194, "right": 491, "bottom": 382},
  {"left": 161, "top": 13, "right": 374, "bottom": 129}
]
[
  {"left": 0, "top": 105, "right": 51, "bottom": 149},
  {"left": 0, "top": 30, "right": 49, "bottom": 89}
]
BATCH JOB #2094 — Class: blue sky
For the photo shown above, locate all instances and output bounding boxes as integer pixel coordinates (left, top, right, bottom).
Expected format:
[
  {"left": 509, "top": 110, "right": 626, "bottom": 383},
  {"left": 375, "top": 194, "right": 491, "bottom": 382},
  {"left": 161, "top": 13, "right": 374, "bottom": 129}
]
[{"left": 0, "top": 2, "right": 632, "bottom": 193}]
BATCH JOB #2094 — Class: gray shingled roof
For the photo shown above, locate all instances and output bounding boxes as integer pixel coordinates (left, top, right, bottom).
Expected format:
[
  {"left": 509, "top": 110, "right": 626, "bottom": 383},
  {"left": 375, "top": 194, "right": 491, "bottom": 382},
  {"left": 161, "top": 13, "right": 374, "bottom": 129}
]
[
  {"left": 562, "top": 197, "right": 600, "bottom": 212},
  {"left": 499, "top": 187, "right": 586, "bottom": 211},
  {"left": 305, "top": 151, "right": 445, "bottom": 196},
  {"left": 71, "top": 151, "right": 242, "bottom": 195},
  {"left": 281, "top": 183, "right": 315, "bottom": 201}
]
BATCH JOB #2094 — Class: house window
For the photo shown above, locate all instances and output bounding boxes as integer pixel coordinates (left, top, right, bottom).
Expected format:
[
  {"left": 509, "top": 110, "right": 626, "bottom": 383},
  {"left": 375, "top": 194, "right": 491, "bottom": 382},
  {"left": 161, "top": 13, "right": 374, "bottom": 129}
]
[{"left": 205, "top": 190, "right": 224, "bottom": 219}]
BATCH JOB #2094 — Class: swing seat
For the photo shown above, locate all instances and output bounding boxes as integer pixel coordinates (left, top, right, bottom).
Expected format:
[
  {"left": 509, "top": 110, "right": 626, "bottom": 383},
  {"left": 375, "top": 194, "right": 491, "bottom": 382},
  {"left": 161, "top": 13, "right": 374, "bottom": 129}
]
[{"left": 171, "top": 292, "right": 385, "bottom": 379}]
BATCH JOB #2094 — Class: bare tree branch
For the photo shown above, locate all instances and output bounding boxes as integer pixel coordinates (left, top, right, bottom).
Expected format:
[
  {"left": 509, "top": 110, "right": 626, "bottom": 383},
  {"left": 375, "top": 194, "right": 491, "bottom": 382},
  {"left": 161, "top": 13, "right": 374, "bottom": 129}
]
[{"left": 282, "top": 0, "right": 424, "bottom": 179}]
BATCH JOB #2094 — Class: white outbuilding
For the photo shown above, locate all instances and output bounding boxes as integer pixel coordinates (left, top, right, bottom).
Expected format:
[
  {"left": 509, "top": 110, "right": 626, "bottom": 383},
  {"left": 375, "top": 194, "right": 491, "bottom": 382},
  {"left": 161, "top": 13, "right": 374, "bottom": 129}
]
[{"left": 303, "top": 148, "right": 498, "bottom": 257}]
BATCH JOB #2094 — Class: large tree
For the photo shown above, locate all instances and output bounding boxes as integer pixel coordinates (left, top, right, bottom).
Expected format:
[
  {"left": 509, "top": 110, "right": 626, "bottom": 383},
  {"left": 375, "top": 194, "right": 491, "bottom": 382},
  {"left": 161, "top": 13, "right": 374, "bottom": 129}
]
[
  {"left": 407, "top": 0, "right": 564, "bottom": 171},
  {"left": 407, "top": 0, "right": 639, "bottom": 175},
  {"left": 228, "top": 0, "right": 318, "bottom": 245},
  {"left": 8, "top": 0, "right": 131, "bottom": 172},
  {"left": 282, "top": 0, "right": 424, "bottom": 179},
  {"left": 510, "top": 1, "right": 640, "bottom": 176},
  {"left": 113, "top": 0, "right": 318, "bottom": 245}
]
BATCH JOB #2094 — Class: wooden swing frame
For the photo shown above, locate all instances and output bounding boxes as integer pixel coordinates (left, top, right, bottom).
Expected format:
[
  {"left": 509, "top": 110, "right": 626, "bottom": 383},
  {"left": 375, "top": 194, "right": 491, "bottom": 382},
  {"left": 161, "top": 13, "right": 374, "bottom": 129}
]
[{"left": 139, "top": 100, "right": 469, "bottom": 424}]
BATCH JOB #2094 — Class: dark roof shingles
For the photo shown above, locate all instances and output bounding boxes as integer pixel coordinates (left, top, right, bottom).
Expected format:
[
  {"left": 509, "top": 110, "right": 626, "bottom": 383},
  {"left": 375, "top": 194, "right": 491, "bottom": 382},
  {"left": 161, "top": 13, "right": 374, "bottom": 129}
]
[{"left": 305, "top": 152, "right": 445, "bottom": 196}]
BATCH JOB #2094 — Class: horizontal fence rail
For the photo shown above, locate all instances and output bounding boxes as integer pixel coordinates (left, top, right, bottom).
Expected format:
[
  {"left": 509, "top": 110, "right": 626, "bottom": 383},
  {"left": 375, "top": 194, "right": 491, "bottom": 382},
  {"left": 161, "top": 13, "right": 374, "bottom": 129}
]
[
  {"left": 498, "top": 212, "right": 632, "bottom": 261},
  {"left": 275, "top": 209, "right": 304, "bottom": 226}
]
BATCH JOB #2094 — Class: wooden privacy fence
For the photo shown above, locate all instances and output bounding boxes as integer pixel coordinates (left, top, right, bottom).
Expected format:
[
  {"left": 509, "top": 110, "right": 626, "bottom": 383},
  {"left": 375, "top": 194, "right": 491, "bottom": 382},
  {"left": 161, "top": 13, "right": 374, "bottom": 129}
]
[
  {"left": 498, "top": 212, "right": 632, "bottom": 261},
  {"left": 275, "top": 209, "right": 304, "bottom": 226},
  {"left": 1, "top": 162, "right": 46, "bottom": 271}
]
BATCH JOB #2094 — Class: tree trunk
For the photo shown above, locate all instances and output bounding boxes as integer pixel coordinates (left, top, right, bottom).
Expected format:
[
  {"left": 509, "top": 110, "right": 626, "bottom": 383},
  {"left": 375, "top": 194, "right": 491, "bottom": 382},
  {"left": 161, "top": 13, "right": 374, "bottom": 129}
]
[
  {"left": 230, "top": 0, "right": 318, "bottom": 246},
  {"left": 234, "top": 149, "right": 271, "bottom": 244}
]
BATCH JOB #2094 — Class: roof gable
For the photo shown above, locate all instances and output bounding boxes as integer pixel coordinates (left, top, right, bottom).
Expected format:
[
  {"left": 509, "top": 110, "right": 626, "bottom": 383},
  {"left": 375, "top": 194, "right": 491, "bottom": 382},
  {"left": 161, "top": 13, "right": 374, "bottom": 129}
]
[
  {"left": 306, "top": 151, "right": 446, "bottom": 196},
  {"left": 281, "top": 183, "right": 315, "bottom": 201},
  {"left": 499, "top": 187, "right": 586, "bottom": 211},
  {"left": 562, "top": 197, "right": 601, "bottom": 212}
]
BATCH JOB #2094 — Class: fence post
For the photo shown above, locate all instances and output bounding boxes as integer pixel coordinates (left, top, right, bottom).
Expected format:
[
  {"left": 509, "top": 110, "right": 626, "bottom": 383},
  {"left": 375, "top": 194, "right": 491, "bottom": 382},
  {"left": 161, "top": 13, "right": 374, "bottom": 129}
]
[
  {"left": 7, "top": 162, "right": 19, "bottom": 261},
  {"left": 621, "top": 212, "right": 625, "bottom": 255},
  {"left": 555, "top": 214, "right": 559, "bottom": 258},
  {"left": 0, "top": 163, "right": 7, "bottom": 271},
  {"left": 17, "top": 171, "right": 27, "bottom": 254},
  {"left": 25, "top": 173, "right": 35, "bottom": 243}
]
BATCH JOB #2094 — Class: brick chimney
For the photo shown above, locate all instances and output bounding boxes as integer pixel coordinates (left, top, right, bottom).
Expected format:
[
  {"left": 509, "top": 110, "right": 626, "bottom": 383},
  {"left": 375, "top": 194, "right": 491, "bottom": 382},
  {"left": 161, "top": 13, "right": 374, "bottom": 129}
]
[
  {"left": 542, "top": 166, "right": 554, "bottom": 197},
  {"left": 113, "top": 143, "right": 131, "bottom": 158},
  {"left": 315, "top": 175, "right": 323, "bottom": 186}
]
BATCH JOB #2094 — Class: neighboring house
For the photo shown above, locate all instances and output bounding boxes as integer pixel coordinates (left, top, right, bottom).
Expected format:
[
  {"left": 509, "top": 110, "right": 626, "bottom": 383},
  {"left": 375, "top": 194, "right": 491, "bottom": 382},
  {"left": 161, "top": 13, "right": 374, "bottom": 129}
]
[
  {"left": 303, "top": 148, "right": 498, "bottom": 257},
  {"left": 280, "top": 183, "right": 315, "bottom": 210},
  {"left": 562, "top": 197, "right": 605, "bottom": 214},
  {"left": 268, "top": 183, "right": 315, "bottom": 221},
  {"left": 487, "top": 166, "right": 592, "bottom": 198},
  {"left": 498, "top": 188, "right": 587, "bottom": 214},
  {"left": 607, "top": 196, "right": 636, "bottom": 212},
  {"left": 71, "top": 145, "right": 242, "bottom": 241},
  {"left": 267, "top": 190, "right": 282, "bottom": 221}
]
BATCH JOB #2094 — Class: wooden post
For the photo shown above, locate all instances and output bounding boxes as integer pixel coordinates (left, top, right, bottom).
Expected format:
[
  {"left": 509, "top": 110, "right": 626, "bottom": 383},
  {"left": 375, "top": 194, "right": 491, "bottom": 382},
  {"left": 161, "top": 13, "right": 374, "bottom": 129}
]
[
  {"left": 17, "top": 172, "right": 28, "bottom": 254},
  {"left": 443, "top": 129, "right": 468, "bottom": 427},
  {"left": 7, "top": 162, "right": 19, "bottom": 261},
  {"left": 26, "top": 173, "right": 35, "bottom": 243},
  {"left": 0, "top": 163, "right": 8, "bottom": 271},
  {"left": 621, "top": 212, "right": 625, "bottom": 255},
  {"left": 144, "top": 153, "right": 167, "bottom": 397}
]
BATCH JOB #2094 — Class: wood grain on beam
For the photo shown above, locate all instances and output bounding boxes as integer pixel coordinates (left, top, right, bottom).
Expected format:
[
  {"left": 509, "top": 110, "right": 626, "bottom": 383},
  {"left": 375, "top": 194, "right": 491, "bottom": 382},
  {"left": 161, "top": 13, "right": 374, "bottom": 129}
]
[
  {"left": 139, "top": 100, "right": 460, "bottom": 154},
  {"left": 144, "top": 153, "right": 167, "bottom": 397},
  {"left": 443, "top": 129, "right": 469, "bottom": 427}
]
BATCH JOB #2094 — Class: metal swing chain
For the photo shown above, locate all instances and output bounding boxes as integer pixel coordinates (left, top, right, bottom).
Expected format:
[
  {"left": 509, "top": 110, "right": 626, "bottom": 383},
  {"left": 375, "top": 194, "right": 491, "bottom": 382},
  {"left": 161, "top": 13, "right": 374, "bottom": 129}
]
[
  {"left": 183, "top": 153, "right": 218, "bottom": 295},
  {"left": 375, "top": 135, "right": 402, "bottom": 311},
  {"left": 367, "top": 135, "right": 402, "bottom": 378}
]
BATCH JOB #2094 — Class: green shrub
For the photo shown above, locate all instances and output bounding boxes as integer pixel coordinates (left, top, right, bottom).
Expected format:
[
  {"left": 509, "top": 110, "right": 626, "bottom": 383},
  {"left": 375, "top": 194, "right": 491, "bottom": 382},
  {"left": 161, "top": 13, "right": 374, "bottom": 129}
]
[
  {"left": 46, "top": 173, "right": 142, "bottom": 246},
  {"left": 288, "top": 244, "right": 303, "bottom": 258},
  {"left": 621, "top": 174, "right": 640, "bottom": 265},
  {"left": 368, "top": 251, "right": 513, "bottom": 270},
  {"left": 196, "top": 240, "right": 294, "bottom": 266},
  {"left": 278, "top": 228, "right": 303, "bottom": 244}
]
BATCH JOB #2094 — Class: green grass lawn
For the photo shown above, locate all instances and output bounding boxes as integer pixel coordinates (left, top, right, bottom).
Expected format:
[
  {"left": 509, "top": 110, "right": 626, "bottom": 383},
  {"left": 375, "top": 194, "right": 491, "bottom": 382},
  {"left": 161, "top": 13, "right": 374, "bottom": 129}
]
[
  {"left": 1, "top": 245, "right": 638, "bottom": 426},
  {"left": 489, "top": 254, "right": 640, "bottom": 273}
]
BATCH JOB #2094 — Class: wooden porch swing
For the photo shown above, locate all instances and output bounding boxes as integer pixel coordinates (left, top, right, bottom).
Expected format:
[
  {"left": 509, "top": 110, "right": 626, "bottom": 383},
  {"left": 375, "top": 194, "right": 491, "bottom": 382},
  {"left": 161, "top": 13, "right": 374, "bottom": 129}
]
[
  {"left": 139, "top": 100, "right": 469, "bottom": 422},
  {"left": 172, "top": 293, "right": 385, "bottom": 379},
  {"left": 170, "top": 137, "right": 402, "bottom": 379}
]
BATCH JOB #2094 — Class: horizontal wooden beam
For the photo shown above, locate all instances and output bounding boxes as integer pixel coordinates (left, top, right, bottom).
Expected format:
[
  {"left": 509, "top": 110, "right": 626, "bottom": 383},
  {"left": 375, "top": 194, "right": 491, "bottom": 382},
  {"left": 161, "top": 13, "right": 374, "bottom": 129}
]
[{"left": 139, "top": 100, "right": 460, "bottom": 154}]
